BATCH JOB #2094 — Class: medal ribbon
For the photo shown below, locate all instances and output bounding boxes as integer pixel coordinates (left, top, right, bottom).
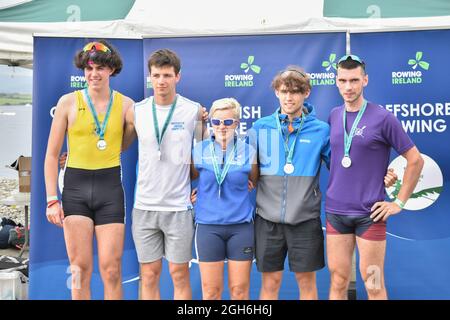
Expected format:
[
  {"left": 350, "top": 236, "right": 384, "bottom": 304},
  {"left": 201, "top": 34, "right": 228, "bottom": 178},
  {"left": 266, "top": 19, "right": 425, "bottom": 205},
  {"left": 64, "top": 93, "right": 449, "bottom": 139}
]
[
  {"left": 209, "top": 139, "right": 237, "bottom": 192},
  {"left": 275, "top": 108, "right": 305, "bottom": 165},
  {"left": 84, "top": 88, "right": 114, "bottom": 141},
  {"left": 343, "top": 100, "right": 367, "bottom": 158},
  {"left": 152, "top": 95, "right": 178, "bottom": 154}
]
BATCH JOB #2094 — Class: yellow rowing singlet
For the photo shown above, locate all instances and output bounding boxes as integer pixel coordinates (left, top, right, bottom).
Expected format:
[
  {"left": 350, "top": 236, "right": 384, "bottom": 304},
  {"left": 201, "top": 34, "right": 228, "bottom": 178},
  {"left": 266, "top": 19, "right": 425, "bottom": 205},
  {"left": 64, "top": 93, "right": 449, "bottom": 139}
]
[{"left": 67, "top": 90, "right": 123, "bottom": 170}]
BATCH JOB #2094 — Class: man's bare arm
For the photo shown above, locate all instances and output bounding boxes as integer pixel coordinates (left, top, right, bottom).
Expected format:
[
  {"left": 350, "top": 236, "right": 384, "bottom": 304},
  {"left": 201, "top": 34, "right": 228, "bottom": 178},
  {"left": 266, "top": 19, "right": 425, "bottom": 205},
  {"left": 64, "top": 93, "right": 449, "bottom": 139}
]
[{"left": 122, "top": 97, "right": 137, "bottom": 151}]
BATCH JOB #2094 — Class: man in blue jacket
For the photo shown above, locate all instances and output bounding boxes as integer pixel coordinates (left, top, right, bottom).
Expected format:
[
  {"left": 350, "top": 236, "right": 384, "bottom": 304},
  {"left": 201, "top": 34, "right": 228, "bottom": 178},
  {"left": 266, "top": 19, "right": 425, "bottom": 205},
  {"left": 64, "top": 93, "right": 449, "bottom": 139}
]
[{"left": 249, "top": 65, "right": 330, "bottom": 300}]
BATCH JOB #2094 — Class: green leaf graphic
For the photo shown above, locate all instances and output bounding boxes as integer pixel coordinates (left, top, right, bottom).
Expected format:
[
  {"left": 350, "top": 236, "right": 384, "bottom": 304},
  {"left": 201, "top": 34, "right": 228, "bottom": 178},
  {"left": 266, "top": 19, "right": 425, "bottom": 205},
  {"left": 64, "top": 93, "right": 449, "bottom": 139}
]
[
  {"left": 419, "top": 61, "right": 429, "bottom": 70},
  {"left": 389, "top": 182, "right": 442, "bottom": 202},
  {"left": 240, "top": 63, "right": 248, "bottom": 69},
  {"left": 416, "top": 51, "right": 423, "bottom": 61},
  {"left": 408, "top": 59, "right": 416, "bottom": 65},
  {"left": 388, "top": 181, "right": 402, "bottom": 199},
  {"left": 322, "top": 61, "right": 330, "bottom": 67},
  {"left": 332, "top": 63, "right": 337, "bottom": 70},
  {"left": 248, "top": 56, "right": 255, "bottom": 64},
  {"left": 410, "top": 186, "right": 442, "bottom": 199},
  {"left": 329, "top": 53, "right": 336, "bottom": 62},
  {"left": 250, "top": 65, "right": 261, "bottom": 74}
]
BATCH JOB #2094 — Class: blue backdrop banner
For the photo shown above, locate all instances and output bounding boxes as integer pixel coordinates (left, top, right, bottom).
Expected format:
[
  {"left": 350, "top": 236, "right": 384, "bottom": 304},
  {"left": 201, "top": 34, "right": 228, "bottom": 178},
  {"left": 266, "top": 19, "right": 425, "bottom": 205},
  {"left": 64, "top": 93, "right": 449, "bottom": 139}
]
[
  {"left": 351, "top": 29, "right": 450, "bottom": 299},
  {"left": 29, "top": 30, "right": 450, "bottom": 300},
  {"left": 143, "top": 32, "right": 346, "bottom": 300},
  {"left": 30, "top": 37, "right": 143, "bottom": 299}
]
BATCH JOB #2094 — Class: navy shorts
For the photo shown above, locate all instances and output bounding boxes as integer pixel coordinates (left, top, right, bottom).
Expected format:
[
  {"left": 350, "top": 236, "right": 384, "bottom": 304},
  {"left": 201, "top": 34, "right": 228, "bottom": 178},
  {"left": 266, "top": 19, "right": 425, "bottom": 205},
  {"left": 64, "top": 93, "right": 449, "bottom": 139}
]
[
  {"left": 62, "top": 166, "right": 125, "bottom": 225},
  {"left": 255, "top": 215, "right": 325, "bottom": 273},
  {"left": 326, "top": 213, "right": 386, "bottom": 241},
  {"left": 195, "top": 222, "right": 254, "bottom": 262}
]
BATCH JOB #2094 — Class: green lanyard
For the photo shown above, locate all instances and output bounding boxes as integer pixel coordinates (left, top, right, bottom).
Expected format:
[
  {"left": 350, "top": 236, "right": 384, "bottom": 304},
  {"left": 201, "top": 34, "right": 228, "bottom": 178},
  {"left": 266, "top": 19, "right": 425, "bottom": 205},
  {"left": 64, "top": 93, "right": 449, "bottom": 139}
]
[
  {"left": 209, "top": 139, "right": 237, "bottom": 198},
  {"left": 343, "top": 100, "right": 367, "bottom": 158},
  {"left": 84, "top": 88, "right": 113, "bottom": 141},
  {"left": 152, "top": 95, "right": 178, "bottom": 160},
  {"left": 275, "top": 109, "right": 305, "bottom": 165}
]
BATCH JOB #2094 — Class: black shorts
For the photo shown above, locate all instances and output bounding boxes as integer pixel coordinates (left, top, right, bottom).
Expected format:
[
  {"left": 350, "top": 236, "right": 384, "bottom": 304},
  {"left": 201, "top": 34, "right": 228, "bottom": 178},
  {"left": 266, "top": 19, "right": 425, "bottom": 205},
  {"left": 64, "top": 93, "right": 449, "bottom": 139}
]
[
  {"left": 255, "top": 215, "right": 325, "bottom": 273},
  {"left": 62, "top": 166, "right": 125, "bottom": 225}
]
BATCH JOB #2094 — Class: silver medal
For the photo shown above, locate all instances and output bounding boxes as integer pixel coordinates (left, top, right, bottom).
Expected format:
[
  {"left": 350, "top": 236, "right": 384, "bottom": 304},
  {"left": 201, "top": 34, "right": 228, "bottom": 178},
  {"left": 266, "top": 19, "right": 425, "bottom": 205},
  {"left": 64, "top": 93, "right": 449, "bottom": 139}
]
[
  {"left": 341, "top": 156, "right": 352, "bottom": 168},
  {"left": 97, "top": 139, "right": 107, "bottom": 151},
  {"left": 284, "top": 163, "right": 295, "bottom": 174},
  {"left": 158, "top": 150, "right": 161, "bottom": 160}
]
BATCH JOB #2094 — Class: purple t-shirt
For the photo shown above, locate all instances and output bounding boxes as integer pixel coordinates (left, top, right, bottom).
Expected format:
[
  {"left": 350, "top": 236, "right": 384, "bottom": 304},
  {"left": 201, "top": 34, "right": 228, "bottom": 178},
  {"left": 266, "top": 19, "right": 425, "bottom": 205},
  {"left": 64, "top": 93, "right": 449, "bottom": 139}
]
[{"left": 326, "top": 102, "right": 414, "bottom": 215}]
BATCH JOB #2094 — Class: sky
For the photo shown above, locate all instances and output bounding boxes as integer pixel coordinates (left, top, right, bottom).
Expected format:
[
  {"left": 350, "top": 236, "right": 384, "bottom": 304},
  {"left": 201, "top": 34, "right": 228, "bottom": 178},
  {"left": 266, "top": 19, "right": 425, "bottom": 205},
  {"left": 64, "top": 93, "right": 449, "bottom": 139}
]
[{"left": 0, "top": 64, "right": 32, "bottom": 94}]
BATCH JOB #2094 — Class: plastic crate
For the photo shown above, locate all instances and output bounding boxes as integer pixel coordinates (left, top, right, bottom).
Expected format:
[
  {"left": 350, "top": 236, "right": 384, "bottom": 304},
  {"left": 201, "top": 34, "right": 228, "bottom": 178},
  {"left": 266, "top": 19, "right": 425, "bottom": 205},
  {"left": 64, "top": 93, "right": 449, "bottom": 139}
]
[{"left": 0, "top": 271, "right": 28, "bottom": 300}]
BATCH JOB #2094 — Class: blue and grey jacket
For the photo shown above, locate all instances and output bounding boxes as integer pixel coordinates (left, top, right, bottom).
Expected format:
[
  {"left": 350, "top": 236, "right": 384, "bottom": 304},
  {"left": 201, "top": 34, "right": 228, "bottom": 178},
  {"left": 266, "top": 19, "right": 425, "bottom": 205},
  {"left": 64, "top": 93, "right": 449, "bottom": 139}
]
[{"left": 249, "top": 103, "right": 330, "bottom": 225}]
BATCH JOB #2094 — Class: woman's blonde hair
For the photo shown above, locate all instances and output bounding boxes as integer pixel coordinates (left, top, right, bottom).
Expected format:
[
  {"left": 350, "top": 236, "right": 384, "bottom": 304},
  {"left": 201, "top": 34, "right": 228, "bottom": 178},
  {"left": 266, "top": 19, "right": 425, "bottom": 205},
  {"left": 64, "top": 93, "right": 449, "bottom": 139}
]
[{"left": 210, "top": 97, "right": 241, "bottom": 120}]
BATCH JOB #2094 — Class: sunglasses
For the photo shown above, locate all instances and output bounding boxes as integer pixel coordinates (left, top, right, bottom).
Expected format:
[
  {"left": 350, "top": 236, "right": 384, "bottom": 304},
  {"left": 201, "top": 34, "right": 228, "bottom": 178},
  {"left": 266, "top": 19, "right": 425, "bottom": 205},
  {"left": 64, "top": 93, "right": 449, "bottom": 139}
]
[
  {"left": 83, "top": 42, "right": 111, "bottom": 53},
  {"left": 338, "top": 54, "right": 364, "bottom": 64},
  {"left": 285, "top": 69, "right": 307, "bottom": 78},
  {"left": 211, "top": 118, "right": 236, "bottom": 126}
]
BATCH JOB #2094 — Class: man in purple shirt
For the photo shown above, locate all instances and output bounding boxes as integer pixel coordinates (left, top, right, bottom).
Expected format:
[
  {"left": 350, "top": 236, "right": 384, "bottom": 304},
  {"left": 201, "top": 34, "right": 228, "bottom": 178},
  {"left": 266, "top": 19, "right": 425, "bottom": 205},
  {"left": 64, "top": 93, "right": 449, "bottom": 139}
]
[{"left": 325, "top": 55, "right": 424, "bottom": 300}]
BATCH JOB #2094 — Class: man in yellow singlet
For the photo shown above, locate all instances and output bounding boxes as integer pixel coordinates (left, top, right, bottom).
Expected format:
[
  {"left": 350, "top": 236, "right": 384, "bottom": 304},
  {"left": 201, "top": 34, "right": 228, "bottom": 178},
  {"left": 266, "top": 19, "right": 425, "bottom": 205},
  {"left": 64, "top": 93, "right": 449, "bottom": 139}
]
[{"left": 44, "top": 40, "right": 134, "bottom": 300}]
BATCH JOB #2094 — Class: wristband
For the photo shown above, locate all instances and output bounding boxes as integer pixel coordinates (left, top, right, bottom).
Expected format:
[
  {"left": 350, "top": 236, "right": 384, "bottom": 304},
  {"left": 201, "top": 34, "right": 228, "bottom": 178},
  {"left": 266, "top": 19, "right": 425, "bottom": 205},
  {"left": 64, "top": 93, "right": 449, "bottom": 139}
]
[
  {"left": 47, "top": 200, "right": 60, "bottom": 208},
  {"left": 47, "top": 195, "right": 59, "bottom": 202},
  {"left": 394, "top": 198, "right": 405, "bottom": 209}
]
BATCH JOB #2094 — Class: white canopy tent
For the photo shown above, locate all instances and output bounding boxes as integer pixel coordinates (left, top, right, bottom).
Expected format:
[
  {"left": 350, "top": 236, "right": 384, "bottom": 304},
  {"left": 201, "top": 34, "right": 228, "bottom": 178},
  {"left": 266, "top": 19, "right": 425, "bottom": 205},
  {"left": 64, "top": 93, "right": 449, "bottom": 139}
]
[{"left": 1, "top": 0, "right": 450, "bottom": 68}]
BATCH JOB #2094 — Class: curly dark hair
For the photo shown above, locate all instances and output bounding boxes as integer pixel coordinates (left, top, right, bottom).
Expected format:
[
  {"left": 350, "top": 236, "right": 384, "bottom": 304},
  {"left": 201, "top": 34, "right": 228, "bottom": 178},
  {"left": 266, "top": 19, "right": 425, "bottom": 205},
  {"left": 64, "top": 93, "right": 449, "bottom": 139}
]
[{"left": 74, "top": 39, "right": 122, "bottom": 76}]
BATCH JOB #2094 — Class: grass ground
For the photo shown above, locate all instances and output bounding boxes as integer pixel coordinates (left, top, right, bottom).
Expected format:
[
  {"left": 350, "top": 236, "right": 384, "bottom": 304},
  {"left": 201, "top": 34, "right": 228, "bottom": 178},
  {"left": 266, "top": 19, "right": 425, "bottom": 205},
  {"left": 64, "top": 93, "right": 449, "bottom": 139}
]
[{"left": 0, "top": 93, "right": 32, "bottom": 105}]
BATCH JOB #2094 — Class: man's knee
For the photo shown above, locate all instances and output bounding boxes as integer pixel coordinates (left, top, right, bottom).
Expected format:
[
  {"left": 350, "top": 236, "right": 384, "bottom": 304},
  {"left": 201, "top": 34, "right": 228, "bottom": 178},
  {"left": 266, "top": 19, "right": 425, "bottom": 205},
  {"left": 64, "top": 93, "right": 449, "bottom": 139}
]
[
  {"left": 100, "top": 263, "right": 121, "bottom": 282},
  {"left": 363, "top": 272, "right": 385, "bottom": 298},
  {"left": 330, "top": 270, "right": 351, "bottom": 291},
  {"left": 296, "top": 272, "right": 317, "bottom": 291},
  {"left": 70, "top": 262, "right": 92, "bottom": 278},
  {"left": 141, "top": 265, "right": 162, "bottom": 287},
  {"left": 67, "top": 262, "right": 92, "bottom": 291},
  {"left": 366, "top": 286, "right": 387, "bottom": 299},
  {"left": 262, "top": 273, "right": 282, "bottom": 292},
  {"left": 169, "top": 264, "right": 190, "bottom": 287}
]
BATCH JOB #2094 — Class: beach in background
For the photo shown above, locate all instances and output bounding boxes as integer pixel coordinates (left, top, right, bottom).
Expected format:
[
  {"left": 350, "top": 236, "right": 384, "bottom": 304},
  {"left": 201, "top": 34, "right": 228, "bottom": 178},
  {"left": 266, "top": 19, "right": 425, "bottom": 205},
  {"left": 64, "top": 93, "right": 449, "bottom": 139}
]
[
  {"left": 0, "top": 104, "right": 32, "bottom": 179},
  {"left": 0, "top": 104, "right": 31, "bottom": 226}
]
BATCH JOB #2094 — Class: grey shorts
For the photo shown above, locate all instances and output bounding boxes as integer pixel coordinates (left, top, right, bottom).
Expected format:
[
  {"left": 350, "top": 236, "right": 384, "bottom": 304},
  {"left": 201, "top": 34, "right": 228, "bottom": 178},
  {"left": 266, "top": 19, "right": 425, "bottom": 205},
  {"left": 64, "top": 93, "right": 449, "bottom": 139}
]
[{"left": 132, "top": 208, "right": 195, "bottom": 264}]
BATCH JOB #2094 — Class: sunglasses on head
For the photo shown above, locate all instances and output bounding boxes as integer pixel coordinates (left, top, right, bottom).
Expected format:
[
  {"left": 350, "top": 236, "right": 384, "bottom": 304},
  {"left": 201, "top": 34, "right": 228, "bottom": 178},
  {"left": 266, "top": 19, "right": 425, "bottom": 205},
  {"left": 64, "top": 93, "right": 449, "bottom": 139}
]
[
  {"left": 338, "top": 54, "right": 364, "bottom": 64},
  {"left": 284, "top": 69, "right": 307, "bottom": 78},
  {"left": 83, "top": 42, "right": 111, "bottom": 53},
  {"left": 211, "top": 118, "right": 236, "bottom": 126}
]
